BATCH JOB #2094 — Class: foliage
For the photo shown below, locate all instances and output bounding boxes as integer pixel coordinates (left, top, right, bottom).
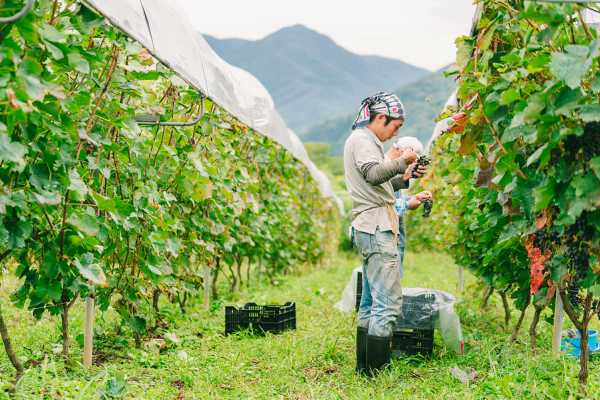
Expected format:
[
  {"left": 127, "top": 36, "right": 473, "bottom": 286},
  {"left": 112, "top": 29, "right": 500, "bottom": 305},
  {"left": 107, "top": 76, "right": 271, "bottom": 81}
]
[
  {"left": 408, "top": 0, "right": 600, "bottom": 385},
  {"left": 304, "top": 143, "right": 351, "bottom": 250},
  {"left": 0, "top": 0, "right": 337, "bottom": 358},
  {"left": 3, "top": 251, "right": 600, "bottom": 399}
]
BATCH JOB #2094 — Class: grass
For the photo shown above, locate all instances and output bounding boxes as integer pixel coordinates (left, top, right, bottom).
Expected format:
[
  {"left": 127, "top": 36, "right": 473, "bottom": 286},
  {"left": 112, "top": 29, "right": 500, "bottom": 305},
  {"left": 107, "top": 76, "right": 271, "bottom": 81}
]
[{"left": 1, "top": 250, "right": 599, "bottom": 399}]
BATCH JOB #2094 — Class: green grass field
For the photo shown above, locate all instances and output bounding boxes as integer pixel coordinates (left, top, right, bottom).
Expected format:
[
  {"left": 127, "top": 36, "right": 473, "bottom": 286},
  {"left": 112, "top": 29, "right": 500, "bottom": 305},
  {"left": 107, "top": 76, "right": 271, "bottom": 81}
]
[{"left": 1, "top": 251, "right": 598, "bottom": 399}]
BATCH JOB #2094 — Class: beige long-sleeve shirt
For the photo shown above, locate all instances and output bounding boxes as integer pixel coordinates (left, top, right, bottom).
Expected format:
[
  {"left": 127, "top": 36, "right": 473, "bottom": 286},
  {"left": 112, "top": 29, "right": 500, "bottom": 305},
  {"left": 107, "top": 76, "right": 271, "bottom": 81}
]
[{"left": 344, "top": 128, "right": 408, "bottom": 234}]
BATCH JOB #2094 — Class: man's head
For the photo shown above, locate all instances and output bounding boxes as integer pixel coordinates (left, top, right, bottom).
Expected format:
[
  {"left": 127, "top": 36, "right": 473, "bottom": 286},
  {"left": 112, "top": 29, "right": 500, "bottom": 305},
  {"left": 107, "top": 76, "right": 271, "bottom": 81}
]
[{"left": 352, "top": 92, "right": 405, "bottom": 142}]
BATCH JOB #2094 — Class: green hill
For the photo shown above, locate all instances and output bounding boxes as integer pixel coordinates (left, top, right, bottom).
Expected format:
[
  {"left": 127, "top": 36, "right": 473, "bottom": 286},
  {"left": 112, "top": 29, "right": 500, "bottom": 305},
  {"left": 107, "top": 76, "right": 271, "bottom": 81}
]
[
  {"left": 302, "top": 68, "right": 456, "bottom": 155},
  {"left": 204, "top": 25, "right": 428, "bottom": 135}
]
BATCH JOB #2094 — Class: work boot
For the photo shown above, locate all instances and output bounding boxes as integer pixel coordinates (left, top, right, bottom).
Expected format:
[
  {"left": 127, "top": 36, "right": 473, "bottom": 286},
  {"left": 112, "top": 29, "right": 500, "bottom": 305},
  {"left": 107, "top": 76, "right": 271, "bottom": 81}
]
[
  {"left": 365, "top": 334, "right": 392, "bottom": 376},
  {"left": 356, "top": 327, "right": 368, "bottom": 374}
]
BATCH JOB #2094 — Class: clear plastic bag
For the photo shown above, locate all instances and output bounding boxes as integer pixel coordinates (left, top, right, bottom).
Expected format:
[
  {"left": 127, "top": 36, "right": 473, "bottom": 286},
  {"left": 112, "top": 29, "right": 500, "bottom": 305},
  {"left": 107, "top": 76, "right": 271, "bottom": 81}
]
[
  {"left": 336, "top": 270, "right": 464, "bottom": 354},
  {"left": 334, "top": 267, "right": 362, "bottom": 313}
]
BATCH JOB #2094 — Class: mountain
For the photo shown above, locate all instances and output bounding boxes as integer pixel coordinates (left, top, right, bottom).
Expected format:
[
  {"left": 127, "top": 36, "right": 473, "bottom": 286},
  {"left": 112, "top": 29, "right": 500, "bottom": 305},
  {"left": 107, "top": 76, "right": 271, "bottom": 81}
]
[
  {"left": 302, "top": 68, "right": 457, "bottom": 155},
  {"left": 204, "top": 25, "right": 429, "bottom": 135}
]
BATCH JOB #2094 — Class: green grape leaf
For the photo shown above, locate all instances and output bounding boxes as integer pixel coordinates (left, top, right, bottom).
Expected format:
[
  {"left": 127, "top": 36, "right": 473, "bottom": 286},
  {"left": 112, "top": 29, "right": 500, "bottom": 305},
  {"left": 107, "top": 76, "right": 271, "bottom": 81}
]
[
  {"left": 550, "top": 45, "right": 592, "bottom": 89},
  {"left": 33, "top": 190, "right": 62, "bottom": 206},
  {"left": 67, "top": 52, "right": 90, "bottom": 74},
  {"left": 47, "top": 281, "right": 62, "bottom": 302},
  {"left": 579, "top": 104, "right": 600, "bottom": 122},
  {"left": 43, "top": 40, "right": 64, "bottom": 60},
  {"left": 591, "top": 156, "right": 600, "bottom": 180},
  {"left": 526, "top": 144, "right": 548, "bottom": 167},
  {"left": 0, "top": 135, "right": 27, "bottom": 170},
  {"left": 68, "top": 170, "right": 89, "bottom": 197},
  {"left": 39, "top": 23, "right": 66, "bottom": 43},
  {"left": 591, "top": 74, "right": 600, "bottom": 93},
  {"left": 534, "top": 177, "right": 556, "bottom": 212},
  {"left": 68, "top": 212, "right": 99, "bottom": 236},
  {"left": 74, "top": 253, "right": 107, "bottom": 287},
  {"left": 7, "top": 221, "right": 33, "bottom": 249},
  {"left": 500, "top": 88, "right": 520, "bottom": 105}
]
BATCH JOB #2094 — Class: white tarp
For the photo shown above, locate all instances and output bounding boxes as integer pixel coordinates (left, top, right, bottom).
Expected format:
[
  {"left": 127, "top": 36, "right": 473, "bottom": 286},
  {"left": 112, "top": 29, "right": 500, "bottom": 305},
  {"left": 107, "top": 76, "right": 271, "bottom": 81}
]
[
  {"left": 427, "top": 90, "right": 458, "bottom": 151},
  {"left": 84, "top": 0, "right": 335, "bottom": 199},
  {"left": 584, "top": 8, "right": 600, "bottom": 29}
]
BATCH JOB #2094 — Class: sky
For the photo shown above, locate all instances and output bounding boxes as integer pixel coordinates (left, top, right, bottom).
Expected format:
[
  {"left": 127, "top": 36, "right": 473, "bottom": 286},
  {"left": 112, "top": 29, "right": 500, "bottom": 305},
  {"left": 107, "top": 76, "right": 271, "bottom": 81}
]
[{"left": 176, "top": 0, "right": 477, "bottom": 71}]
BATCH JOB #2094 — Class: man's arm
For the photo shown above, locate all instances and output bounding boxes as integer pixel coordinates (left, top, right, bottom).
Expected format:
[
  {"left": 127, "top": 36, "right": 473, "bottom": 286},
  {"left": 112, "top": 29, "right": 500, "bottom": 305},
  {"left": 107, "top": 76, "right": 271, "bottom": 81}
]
[
  {"left": 360, "top": 158, "right": 408, "bottom": 186},
  {"left": 390, "top": 176, "right": 409, "bottom": 191}
]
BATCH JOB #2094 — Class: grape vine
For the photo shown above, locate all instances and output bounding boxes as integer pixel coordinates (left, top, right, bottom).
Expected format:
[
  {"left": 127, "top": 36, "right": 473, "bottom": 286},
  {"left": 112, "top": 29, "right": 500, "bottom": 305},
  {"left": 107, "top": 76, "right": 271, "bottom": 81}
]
[
  {"left": 0, "top": 0, "right": 338, "bottom": 375},
  {"left": 407, "top": 0, "right": 600, "bottom": 387}
]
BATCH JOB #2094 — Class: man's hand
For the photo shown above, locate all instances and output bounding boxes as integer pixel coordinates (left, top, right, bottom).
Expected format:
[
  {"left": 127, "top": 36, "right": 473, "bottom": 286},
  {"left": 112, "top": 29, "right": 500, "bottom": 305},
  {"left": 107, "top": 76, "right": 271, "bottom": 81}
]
[
  {"left": 402, "top": 162, "right": 428, "bottom": 180},
  {"left": 402, "top": 163, "right": 416, "bottom": 180}
]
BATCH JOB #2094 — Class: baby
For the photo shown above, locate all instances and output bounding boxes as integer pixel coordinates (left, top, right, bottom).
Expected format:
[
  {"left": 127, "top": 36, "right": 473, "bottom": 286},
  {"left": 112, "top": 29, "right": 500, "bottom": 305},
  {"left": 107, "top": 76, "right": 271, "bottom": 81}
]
[
  {"left": 391, "top": 136, "right": 432, "bottom": 218},
  {"left": 388, "top": 136, "right": 433, "bottom": 268}
]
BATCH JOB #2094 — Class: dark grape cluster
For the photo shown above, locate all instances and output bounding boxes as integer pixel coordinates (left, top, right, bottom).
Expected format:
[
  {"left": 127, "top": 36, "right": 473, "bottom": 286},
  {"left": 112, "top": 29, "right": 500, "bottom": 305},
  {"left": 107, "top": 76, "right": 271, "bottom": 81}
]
[
  {"left": 412, "top": 155, "right": 431, "bottom": 178},
  {"left": 562, "top": 122, "right": 600, "bottom": 162},
  {"left": 567, "top": 280, "right": 582, "bottom": 310},
  {"left": 563, "top": 213, "right": 594, "bottom": 310},
  {"left": 532, "top": 229, "right": 559, "bottom": 253},
  {"left": 422, "top": 199, "right": 433, "bottom": 218}
]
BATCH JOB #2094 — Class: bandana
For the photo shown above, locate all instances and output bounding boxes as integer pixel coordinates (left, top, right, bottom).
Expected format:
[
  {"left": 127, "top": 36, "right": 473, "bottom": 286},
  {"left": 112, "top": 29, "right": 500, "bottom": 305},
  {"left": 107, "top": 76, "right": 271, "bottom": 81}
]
[{"left": 352, "top": 92, "right": 405, "bottom": 130}]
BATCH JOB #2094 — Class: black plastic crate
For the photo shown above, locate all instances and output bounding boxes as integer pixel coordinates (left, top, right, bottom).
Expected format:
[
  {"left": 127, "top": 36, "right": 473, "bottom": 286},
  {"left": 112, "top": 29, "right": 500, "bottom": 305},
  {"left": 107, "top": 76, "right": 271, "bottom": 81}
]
[
  {"left": 225, "top": 302, "right": 296, "bottom": 335},
  {"left": 355, "top": 271, "right": 363, "bottom": 312},
  {"left": 397, "top": 292, "right": 436, "bottom": 330},
  {"left": 355, "top": 278, "right": 437, "bottom": 329},
  {"left": 392, "top": 328, "right": 434, "bottom": 357}
]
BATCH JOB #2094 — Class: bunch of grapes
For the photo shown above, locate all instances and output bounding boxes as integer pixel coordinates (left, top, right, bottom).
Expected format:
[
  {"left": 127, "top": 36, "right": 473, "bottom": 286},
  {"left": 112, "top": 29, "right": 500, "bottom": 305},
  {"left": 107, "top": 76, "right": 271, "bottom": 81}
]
[
  {"left": 562, "top": 122, "right": 600, "bottom": 162},
  {"left": 532, "top": 229, "right": 559, "bottom": 253},
  {"left": 412, "top": 155, "right": 431, "bottom": 178},
  {"left": 567, "top": 280, "right": 582, "bottom": 310},
  {"left": 422, "top": 199, "right": 433, "bottom": 218},
  {"left": 563, "top": 213, "right": 594, "bottom": 310}
]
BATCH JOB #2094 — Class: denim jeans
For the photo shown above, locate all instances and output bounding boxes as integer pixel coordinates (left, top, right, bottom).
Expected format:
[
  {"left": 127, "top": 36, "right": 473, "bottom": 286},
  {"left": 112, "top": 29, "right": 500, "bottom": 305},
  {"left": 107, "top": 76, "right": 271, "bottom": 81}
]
[
  {"left": 353, "top": 227, "right": 403, "bottom": 337},
  {"left": 398, "top": 217, "right": 406, "bottom": 277}
]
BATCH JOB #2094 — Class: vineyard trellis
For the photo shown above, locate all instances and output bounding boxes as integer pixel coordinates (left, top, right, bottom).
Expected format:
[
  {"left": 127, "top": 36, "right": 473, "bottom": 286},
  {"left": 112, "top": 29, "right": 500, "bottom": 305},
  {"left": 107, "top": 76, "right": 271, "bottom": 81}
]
[
  {"left": 408, "top": 0, "right": 600, "bottom": 389},
  {"left": 0, "top": 0, "right": 339, "bottom": 385}
]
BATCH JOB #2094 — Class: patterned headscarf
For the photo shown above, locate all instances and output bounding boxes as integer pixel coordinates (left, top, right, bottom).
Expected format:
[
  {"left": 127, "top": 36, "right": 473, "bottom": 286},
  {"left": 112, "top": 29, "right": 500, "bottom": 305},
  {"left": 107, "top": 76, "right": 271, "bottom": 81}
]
[{"left": 352, "top": 91, "right": 406, "bottom": 130}]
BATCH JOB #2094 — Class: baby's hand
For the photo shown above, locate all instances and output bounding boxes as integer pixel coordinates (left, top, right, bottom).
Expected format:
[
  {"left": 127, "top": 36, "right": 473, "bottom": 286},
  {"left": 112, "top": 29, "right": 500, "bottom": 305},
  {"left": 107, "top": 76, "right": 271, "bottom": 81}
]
[{"left": 415, "top": 191, "right": 433, "bottom": 202}]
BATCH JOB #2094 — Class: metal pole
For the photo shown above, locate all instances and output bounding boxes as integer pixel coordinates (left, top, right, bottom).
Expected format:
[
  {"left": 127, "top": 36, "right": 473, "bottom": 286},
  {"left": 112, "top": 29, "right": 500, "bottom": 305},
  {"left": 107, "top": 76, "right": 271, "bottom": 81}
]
[{"left": 0, "top": 0, "right": 34, "bottom": 24}]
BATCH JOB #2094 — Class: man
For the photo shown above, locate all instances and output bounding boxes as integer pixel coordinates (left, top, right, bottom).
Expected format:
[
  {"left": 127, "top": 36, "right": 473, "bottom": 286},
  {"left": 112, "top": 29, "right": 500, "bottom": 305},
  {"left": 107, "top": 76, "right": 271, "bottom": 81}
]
[{"left": 344, "top": 92, "right": 426, "bottom": 376}]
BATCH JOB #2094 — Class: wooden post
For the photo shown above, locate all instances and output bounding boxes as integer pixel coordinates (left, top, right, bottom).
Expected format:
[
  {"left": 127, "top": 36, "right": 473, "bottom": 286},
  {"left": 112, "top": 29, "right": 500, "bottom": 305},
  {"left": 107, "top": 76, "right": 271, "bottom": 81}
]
[
  {"left": 257, "top": 259, "right": 263, "bottom": 285},
  {"left": 83, "top": 296, "right": 94, "bottom": 368},
  {"left": 203, "top": 265, "right": 211, "bottom": 311},
  {"left": 457, "top": 267, "right": 465, "bottom": 293},
  {"left": 552, "top": 289, "right": 565, "bottom": 357}
]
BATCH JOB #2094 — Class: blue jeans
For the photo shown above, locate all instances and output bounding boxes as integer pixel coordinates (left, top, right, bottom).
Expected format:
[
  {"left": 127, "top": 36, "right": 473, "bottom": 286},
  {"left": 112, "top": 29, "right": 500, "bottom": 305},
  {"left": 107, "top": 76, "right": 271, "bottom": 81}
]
[
  {"left": 354, "top": 228, "right": 403, "bottom": 337},
  {"left": 398, "top": 217, "right": 406, "bottom": 278}
]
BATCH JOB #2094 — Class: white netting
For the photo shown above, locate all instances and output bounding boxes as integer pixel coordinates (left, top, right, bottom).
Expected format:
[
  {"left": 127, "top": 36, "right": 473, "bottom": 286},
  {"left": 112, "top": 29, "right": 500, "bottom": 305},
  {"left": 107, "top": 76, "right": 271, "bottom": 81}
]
[
  {"left": 427, "top": 90, "right": 458, "bottom": 150},
  {"left": 84, "top": 0, "right": 335, "bottom": 199}
]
